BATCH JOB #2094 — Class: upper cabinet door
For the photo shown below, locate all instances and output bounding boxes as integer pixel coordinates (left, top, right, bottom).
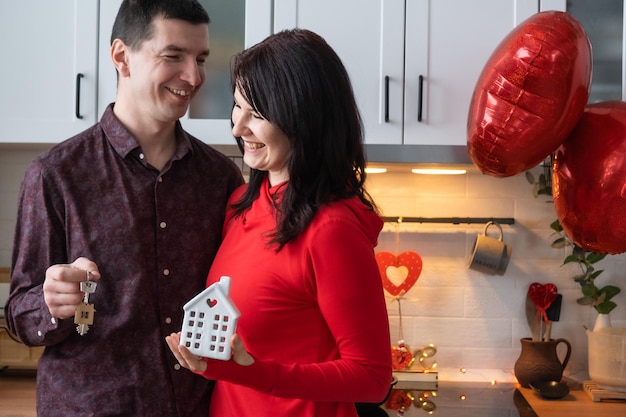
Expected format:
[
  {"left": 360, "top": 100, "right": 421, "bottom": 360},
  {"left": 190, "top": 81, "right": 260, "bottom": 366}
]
[
  {"left": 274, "top": 0, "right": 538, "bottom": 146},
  {"left": 274, "top": 0, "right": 405, "bottom": 145},
  {"left": 404, "top": 0, "right": 538, "bottom": 146},
  {"left": 98, "top": 0, "right": 272, "bottom": 145},
  {"left": 0, "top": 0, "right": 98, "bottom": 143},
  {"left": 542, "top": 0, "right": 625, "bottom": 102}
]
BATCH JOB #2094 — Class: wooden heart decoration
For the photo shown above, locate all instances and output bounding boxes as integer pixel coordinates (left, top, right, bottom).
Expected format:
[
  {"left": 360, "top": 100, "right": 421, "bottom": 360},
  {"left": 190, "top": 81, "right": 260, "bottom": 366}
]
[
  {"left": 207, "top": 298, "right": 218, "bottom": 308},
  {"left": 376, "top": 251, "right": 423, "bottom": 296}
]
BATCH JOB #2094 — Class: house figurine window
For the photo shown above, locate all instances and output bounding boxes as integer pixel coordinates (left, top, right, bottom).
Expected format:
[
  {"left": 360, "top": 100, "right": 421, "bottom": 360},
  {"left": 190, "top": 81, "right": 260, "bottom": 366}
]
[{"left": 180, "top": 276, "right": 240, "bottom": 361}]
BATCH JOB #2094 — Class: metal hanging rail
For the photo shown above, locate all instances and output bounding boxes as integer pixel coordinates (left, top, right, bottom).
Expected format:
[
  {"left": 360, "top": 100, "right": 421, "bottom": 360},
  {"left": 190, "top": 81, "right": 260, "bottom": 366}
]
[{"left": 382, "top": 216, "right": 515, "bottom": 225}]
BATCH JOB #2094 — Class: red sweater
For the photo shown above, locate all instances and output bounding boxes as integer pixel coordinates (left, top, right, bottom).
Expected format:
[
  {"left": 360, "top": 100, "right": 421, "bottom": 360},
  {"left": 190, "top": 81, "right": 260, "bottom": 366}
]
[{"left": 199, "top": 179, "right": 392, "bottom": 416}]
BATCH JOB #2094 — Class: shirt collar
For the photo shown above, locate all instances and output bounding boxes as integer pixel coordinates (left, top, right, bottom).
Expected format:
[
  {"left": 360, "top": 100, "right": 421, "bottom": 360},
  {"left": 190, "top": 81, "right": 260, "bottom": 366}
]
[{"left": 100, "top": 103, "right": 194, "bottom": 160}]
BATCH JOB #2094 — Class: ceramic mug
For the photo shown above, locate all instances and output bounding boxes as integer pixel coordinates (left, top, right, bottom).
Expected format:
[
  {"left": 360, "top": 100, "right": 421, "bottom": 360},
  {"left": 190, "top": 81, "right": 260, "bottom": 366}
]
[{"left": 468, "top": 221, "right": 512, "bottom": 275}]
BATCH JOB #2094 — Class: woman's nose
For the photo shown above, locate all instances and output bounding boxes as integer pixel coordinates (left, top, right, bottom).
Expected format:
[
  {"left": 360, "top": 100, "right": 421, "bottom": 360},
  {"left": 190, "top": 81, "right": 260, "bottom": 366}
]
[{"left": 231, "top": 113, "right": 248, "bottom": 137}]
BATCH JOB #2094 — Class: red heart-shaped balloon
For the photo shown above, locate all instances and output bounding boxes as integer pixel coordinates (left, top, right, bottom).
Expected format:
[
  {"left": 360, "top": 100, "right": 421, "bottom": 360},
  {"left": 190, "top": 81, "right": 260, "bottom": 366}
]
[
  {"left": 376, "top": 251, "right": 423, "bottom": 296},
  {"left": 553, "top": 101, "right": 626, "bottom": 254},
  {"left": 467, "top": 11, "right": 592, "bottom": 177},
  {"left": 528, "top": 282, "right": 558, "bottom": 311}
]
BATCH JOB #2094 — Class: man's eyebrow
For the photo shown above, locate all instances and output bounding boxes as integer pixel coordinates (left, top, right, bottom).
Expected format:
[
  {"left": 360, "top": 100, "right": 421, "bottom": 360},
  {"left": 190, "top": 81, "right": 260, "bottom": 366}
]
[{"left": 161, "top": 44, "right": 210, "bottom": 56}]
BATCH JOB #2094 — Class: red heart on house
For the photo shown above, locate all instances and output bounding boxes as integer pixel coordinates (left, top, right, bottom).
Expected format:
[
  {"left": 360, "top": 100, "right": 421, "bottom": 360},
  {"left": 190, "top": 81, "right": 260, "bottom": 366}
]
[
  {"left": 207, "top": 298, "right": 218, "bottom": 308},
  {"left": 376, "top": 251, "right": 423, "bottom": 296}
]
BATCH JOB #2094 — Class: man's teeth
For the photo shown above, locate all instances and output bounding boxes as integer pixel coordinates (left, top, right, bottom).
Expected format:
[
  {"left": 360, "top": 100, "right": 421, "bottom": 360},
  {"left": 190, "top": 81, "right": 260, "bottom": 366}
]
[{"left": 168, "top": 88, "right": 190, "bottom": 97}]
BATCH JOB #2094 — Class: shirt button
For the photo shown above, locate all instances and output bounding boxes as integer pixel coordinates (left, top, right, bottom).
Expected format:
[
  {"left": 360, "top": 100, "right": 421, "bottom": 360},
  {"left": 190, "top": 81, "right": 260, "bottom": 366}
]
[
  {"left": 163, "top": 269, "right": 170, "bottom": 276},
  {"left": 37, "top": 330, "right": 43, "bottom": 337},
  {"left": 158, "top": 177, "right": 163, "bottom": 183},
  {"left": 174, "top": 364, "right": 181, "bottom": 371},
  {"left": 165, "top": 317, "right": 172, "bottom": 324},
  {"left": 160, "top": 221, "right": 167, "bottom": 229},
  {"left": 139, "top": 153, "right": 145, "bottom": 160},
  {"left": 50, "top": 317, "right": 56, "bottom": 325}
]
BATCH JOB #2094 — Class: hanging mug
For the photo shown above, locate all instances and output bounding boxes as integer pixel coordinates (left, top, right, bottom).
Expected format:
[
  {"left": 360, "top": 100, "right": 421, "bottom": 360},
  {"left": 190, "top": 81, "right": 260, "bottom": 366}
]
[{"left": 468, "top": 221, "right": 512, "bottom": 275}]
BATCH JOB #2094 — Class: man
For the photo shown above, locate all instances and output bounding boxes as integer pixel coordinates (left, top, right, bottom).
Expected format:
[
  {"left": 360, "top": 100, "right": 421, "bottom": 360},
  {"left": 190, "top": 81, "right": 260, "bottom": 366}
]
[{"left": 5, "top": 1, "right": 243, "bottom": 416}]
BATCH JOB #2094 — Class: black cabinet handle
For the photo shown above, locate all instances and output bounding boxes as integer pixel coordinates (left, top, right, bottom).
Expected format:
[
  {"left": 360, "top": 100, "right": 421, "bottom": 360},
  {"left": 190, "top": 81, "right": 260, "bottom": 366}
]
[
  {"left": 418, "top": 74, "right": 424, "bottom": 122},
  {"left": 384, "top": 75, "right": 390, "bottom": 123},
  {"left": 75, "top": 73, "right": 84, "bottom": 119}
]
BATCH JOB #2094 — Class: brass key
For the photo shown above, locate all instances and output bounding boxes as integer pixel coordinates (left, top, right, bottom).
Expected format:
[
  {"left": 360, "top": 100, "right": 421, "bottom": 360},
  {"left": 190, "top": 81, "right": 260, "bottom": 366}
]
[{"left": 74, "top": 271, "right": 97, "bottom": 336}]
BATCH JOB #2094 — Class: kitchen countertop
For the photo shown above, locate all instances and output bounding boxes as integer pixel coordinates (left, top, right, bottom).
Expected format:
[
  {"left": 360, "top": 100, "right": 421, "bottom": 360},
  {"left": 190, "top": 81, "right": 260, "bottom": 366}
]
[
  {"left": 517, "top": 384, "right": 626, "bottom": 417},
  {"left": 4, "top": 373, "right": 625, "bottom": 417}
]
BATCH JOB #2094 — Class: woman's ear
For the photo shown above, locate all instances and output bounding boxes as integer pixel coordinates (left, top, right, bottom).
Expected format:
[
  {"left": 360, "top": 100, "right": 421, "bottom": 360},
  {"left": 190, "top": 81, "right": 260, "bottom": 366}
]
[{"left": 110, "top": 39, "right": 130, "bottom": 77}]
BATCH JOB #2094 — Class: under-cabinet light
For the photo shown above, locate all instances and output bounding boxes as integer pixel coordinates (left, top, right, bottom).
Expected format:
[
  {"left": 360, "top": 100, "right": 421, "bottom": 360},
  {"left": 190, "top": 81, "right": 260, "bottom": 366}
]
[
  {"left": 364, "top": 167, "right": 387, "bottom": 174},
  {"left": 411, "top": 168, "right": 467, "bottom": 175}
]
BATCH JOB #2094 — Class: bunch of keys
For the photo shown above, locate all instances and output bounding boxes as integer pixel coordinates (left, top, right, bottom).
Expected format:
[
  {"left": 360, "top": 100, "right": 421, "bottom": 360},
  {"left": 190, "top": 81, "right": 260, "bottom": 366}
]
[{"left": 74, "top": 270, "right": 97, "bottom": 336}]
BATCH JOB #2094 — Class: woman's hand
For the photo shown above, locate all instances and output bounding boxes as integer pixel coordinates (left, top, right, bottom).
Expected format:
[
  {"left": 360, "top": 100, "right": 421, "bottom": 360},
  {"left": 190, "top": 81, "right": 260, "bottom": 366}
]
[
  {"left": 231, "top": 334, "right": 255, "bottom": 366},
  {"left": 165, "top": 332, "right": 208, "bottom": 373},
  {"left": 165, "top": 332, "right": 255, "bottom": 372}
]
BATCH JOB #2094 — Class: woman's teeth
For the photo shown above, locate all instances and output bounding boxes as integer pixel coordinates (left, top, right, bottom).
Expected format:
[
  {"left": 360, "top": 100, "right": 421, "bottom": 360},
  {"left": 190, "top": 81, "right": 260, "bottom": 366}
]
[{"left": 246, "top": 142, "right": 265, "bottom": 149}]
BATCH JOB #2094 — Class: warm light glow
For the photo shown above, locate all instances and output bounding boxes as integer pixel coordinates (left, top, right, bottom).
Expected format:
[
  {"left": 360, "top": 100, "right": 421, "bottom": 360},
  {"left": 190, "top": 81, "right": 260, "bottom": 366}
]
[
  {"left": 412, "top": 168, "right": 467, "bottom": 175},
  {"left": 364, "top": 167, "right": 387, "bottom": 174},
  {"left": 459, "top": 394, "right": 467, "bottom": 401},
  {"left": 459, "top": 367, "right": 467, "bottom": 373}
]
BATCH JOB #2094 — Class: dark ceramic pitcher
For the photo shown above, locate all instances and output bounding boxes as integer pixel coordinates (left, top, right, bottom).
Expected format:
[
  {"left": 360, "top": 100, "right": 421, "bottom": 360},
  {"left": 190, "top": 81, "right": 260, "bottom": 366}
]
[{"left": 514, "top": 337, "right": 572, "bottom": 388}]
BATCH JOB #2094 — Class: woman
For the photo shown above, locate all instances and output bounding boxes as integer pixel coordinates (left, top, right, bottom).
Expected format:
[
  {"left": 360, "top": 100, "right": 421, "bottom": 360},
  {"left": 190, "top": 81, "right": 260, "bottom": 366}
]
[{"left": 167, "top": 28, "right": 391, "bottom": 417}]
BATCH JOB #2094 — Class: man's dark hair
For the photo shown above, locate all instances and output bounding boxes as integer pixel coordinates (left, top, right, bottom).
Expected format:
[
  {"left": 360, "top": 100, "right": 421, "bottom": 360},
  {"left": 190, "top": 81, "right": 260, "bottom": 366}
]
[{"left": 111, "top": 0, "right": 210, "bottom": 49}]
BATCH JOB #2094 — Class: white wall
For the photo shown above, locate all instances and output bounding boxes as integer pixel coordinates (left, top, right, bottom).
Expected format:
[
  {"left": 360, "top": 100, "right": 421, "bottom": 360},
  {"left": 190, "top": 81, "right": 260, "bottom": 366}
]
[{"left": 1, "top": 147, "right": 625, "bottom": 382}]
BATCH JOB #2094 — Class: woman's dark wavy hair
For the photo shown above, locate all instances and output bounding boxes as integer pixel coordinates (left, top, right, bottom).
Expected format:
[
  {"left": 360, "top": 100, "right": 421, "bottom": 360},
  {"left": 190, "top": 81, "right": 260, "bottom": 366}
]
[{"left": 230, "top": 29, "right": 378, "bottom": 251}]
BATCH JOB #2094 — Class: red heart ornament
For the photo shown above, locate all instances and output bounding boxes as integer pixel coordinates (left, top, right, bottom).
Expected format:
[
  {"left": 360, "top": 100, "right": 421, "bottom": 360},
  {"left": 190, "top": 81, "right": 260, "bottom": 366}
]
[
  {"left": 391, "top": 345, "right": 414, "bottom": 371},
  {"left": 528, "top": 282, "right": 557, "bottom": 322},
  {"left": 376, "top": 251, "right": 423, "bottom": 296},
  {"left": 207, "top": 298, "right": 218, "bottom": 308}
]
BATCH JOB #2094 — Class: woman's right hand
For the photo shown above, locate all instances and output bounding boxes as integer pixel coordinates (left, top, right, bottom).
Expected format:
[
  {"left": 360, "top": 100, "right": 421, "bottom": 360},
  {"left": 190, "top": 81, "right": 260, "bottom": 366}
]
[
  {"left": 165, "top": 332, "right": 208, "bottom": 373},
  {"left": 165, "top": 332, "right": 254, "bottom": 372}
]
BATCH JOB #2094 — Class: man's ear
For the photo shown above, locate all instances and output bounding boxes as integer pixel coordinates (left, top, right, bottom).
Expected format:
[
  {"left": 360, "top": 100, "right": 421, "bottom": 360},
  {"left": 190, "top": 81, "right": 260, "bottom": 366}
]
[{"left": 111, "top": 39, "right": 130, "bottom": 77}]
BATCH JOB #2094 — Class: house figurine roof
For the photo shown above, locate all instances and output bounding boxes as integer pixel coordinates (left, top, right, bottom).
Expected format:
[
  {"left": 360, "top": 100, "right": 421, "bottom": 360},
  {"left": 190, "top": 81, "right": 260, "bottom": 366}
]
[{"left": 180, "top": 276, "right": 240, "bottom": 360}]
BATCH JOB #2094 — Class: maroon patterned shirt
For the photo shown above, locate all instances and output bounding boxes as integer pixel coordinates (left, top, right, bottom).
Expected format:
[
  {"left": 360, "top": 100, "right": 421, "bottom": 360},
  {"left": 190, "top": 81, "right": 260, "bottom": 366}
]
[{"left": 5, "top": 104, "right": 244, "bottom": 417}]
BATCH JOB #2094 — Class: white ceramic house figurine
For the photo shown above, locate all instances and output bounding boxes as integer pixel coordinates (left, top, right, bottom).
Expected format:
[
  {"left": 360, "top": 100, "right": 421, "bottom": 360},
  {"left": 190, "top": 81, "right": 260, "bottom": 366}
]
[{"left": 180, "top": 276, "right": 240, "bottom": 360}]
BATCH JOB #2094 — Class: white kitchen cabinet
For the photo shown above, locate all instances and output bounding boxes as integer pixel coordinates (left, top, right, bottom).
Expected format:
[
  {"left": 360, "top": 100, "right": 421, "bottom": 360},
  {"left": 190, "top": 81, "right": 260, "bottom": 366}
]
[
  {"left": 0, "top": 0, "right": 98, "bottom": 143},
  {"left": 0, "top": 1, "right": 271, "bottom": 145},
  {"left": 542, "top": 0, "right": 626, "bottom": 102},
  {"left": 274, "top": 0, "right": 538, "bottom": 146},
  {"left": 98, "top": 0, "right": 272, "bottom": 145}
]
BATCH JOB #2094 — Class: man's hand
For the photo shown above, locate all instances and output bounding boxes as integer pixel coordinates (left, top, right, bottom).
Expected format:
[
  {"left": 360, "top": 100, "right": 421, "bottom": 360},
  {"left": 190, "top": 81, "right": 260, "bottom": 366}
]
[{"left": 43, "top": 257, "right": 101, "bottom": 319}]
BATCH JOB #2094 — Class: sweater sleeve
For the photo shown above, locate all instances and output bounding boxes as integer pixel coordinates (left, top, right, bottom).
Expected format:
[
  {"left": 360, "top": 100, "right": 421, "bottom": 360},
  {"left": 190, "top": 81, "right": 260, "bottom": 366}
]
[{"left": 199, "top": 212, "right": 392, "bottom": 403}]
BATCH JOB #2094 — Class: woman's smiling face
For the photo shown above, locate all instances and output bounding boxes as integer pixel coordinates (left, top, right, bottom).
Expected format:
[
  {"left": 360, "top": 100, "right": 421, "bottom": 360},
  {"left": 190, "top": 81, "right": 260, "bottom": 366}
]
[{"left": 231, "top": 86, "right": 291, "bottom": 185}]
